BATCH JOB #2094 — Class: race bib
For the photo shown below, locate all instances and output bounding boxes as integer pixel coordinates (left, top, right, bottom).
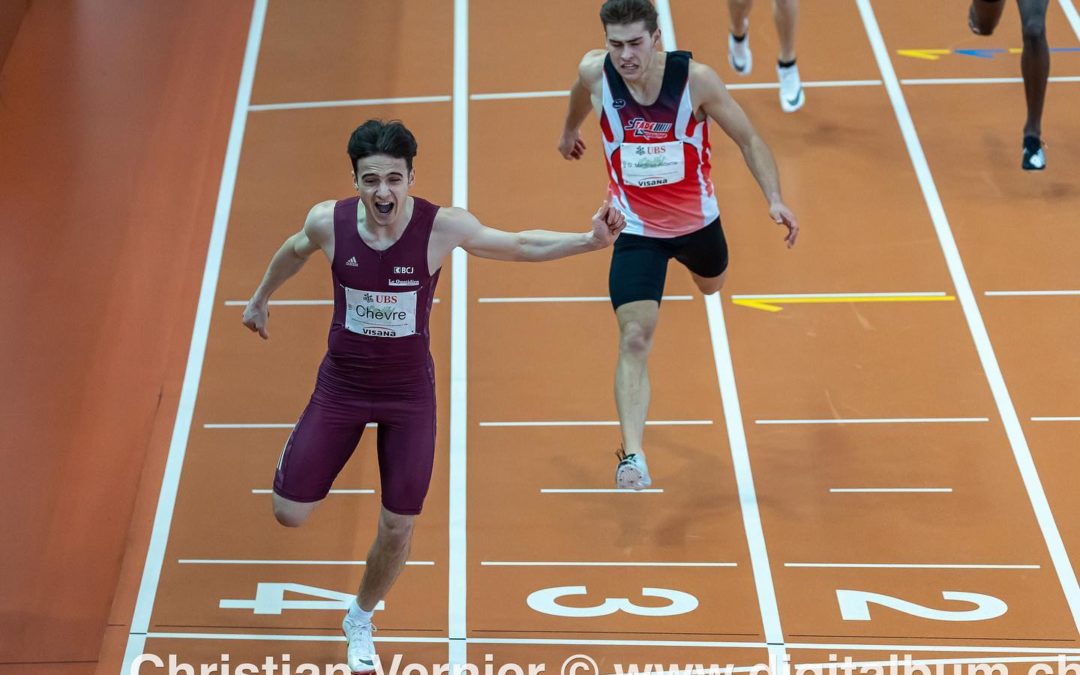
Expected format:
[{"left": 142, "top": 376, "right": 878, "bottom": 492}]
[
  {"left": 343, "top": 286, "right": 417, "bottom": 338},
  {"left": 621, "top": 141, "right": 685, "bottom": 188}
]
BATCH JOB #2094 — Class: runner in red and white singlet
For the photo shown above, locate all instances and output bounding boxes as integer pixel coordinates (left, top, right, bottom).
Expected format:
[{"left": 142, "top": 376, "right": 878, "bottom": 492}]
[
  {"left": 600, "top": 49, "right": 719, "bottom": 238},
  {"left": 559, "top": 0, "right": 800, "bottom": 492},
  {"left": 243, "top": 119, "right": 624, "bottom": 673}
]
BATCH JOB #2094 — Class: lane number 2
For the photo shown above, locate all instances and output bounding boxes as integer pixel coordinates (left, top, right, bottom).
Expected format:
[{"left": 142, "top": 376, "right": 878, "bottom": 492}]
[{"left": 837, "top": 589, "right": 1007, "bottom": 622}]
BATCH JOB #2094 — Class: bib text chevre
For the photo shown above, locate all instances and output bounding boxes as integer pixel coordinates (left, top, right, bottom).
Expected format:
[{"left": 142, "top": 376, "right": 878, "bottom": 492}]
[{"left": 343, "top": 286, "right": 417, "bottom": 338}]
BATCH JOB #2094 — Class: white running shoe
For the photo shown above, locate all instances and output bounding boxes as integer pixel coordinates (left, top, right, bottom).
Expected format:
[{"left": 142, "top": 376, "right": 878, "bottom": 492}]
[
  {"left": 777, "top": 62, "right": 805, "bottom": 112},
  {"left": 615, "top": 448, "right": 652, "bottom": 490},
  {"left": 342, "top": 615, "right": 378, "bottom": 674},
  {"left": 1022, "top": 135, "right": 1046, "bottom": 170},
  {"left": 728, "top": 31, "right": 752, "bottom": 76}
]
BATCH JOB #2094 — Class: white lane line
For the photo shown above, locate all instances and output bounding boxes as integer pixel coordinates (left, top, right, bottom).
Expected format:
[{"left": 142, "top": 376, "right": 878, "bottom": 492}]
[
  {"left": 790, "top": 643, "right": 1080, "bottom": 655},
  {"left": 481, "top": 561, "right": 735, "bottom": 567},
  {"left": 798, "top": 79, "right": 883, "bottom": 88},
  {"left": 755, "top": 417, "right": 988, "bottom": 425},
  {"left": 727, "top": 79, "right": 882, "bottom": 90},
  {"left": 144, "top": 633, "right": 765, "bottom": 649},
  {"left": 663, "top": 0, "right": 786, "bottom": 655},
  {"left": 902, "top": 76, "right": 1080, "bottom": 85},
  {"left": 226, "top": 299, "right": 330, "bottom": 306},
  {"left": 468, "top": 637, "right": 765, "bottom": 648},
  {"left": 449, "top": 0, "right": 468, "bottom": 670},
  {"left": 470, "top": 90, "right": 570, "bottom": 100},
  {"left": 786, "top": 562, "right": 1040, "bottom": 569},
  {"left": 478, "top": 295, "right": 693, "bottom": 303},
  {"left": 858, "top": 0, "right": 1080, "bottom": 632},
  {"left": 178, "top": 559, "right": 434, "bottom": 566},
  {"left": 251, "top": 489, "right": 374, "bottom": 495},
  {"left": 245, "top": 72, "right": 1080, "bottom": 113},
  {"left": 480, "top": 420, "right": 712, "bottom": 427},
  {"left": 224, "top": 298, "right": 441, "bottom": 305},
  {"left": 206, "top": 423, "right": 295, "bottom": 429},
  {"left": 655, "top": 0, "right": 678, "bottom": 45},
  {"left": 469, "top": 82, "right": 884, "bottom": 100},
  {"left": 830, "top": 487, "right": 953, "bottom": 493},
  {"left": 122, "top": 3, "right": 268, "bottom": 673},
  {"left": 1032, "top": 417, "right": 1080, "bottom": 422},
  {"left": 985, "top": 290, "right": 1080, "bottom": 296},
  {"left": 248, "top": 95, "right": 451, "bottom": 112},
  {"left": 700, "top": 151, "right": 788, "bottom": 654},
  {"left": 540, "top": 488, "right": 665, "bottom": 494},
  {"left": 147, "top": 632, "right": 445, "bottom": 644},
  {"left": 132, "top": 632, "right": 1080, "bottom": 654},
  {"left": 1057, "top": 0, "right": 1080, "bottom": 42},
  {"left": 204, "top": 423, "right": 377, "bottom": 429},
  {"left": 663, "top": 0, "right": 787, "bottom": 646},
  {"left": 731, "top": 291, "right": 948, "bottom": 299},
  {"left": 798, "top": 657, "right": 1080, "bottom": 670}
]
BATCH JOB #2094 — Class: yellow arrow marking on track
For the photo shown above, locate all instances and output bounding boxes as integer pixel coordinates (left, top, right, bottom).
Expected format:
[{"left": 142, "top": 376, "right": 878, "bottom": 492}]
[
  {"left": 732, "top": 294, "right": 957, "bottom": 313},
  {"left": 897, "top": 49, "right": 952, "bottom": 61}
]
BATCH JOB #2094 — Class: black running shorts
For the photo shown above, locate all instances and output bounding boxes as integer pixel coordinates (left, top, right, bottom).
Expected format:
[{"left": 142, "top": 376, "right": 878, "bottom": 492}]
[{"left": 608, "top": 218, "right": 729, "bottom": 309}]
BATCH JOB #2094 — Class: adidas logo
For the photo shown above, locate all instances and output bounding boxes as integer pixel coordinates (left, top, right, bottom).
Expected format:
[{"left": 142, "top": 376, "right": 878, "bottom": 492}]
[{"left": 345, "top": 256, "right": 358, "bottom": 267}]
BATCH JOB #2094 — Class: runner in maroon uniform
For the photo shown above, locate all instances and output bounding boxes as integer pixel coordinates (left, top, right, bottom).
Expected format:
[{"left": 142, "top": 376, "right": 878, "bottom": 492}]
[
  {"left": 242, "top": 119, "right": 624, "bottom": 674},
  {"left": 558, "top": 0, "right": 798, "bottom": 490}
]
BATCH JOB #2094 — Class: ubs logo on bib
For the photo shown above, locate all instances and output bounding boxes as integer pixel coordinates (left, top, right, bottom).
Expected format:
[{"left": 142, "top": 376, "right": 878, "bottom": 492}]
[
  {"left": 635, "top": 145, "right": 669, "bottom": 156},
  {"left": 344, "top": 286, "right": 418, "bottom": 338}
]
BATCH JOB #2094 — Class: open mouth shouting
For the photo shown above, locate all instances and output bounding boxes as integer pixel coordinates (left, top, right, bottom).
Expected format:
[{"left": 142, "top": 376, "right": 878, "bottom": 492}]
[{"left": 374, "top": 201, "right": 394, "bottom": 215}]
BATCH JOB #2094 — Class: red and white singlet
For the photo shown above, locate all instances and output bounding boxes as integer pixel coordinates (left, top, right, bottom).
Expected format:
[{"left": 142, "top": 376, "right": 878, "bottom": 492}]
[{"left": 600, "top": 50, "right": 720, "bottom": 238}]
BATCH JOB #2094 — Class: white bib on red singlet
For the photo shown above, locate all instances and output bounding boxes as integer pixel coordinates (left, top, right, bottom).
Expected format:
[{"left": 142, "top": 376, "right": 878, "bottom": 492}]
[
  {"left": 343, "top": 286, "right": 418, "bottom": 338},
  {"left": 620, "top": 141, "right": 685, "bottom": 188}
]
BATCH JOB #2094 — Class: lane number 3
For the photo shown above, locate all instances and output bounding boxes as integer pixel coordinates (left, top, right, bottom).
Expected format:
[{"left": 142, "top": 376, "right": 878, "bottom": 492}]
[{"left": 527, "top": 585, "right": 699, "bottom": 618}]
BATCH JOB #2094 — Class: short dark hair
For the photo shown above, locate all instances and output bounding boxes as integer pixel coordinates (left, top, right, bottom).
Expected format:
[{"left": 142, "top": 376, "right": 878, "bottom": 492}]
[
  {"left": 347, "top": 119, "right": 418, "bottom": 174},
  {"left": 599, "top": 0, "right": 658, "bottom": 34}
]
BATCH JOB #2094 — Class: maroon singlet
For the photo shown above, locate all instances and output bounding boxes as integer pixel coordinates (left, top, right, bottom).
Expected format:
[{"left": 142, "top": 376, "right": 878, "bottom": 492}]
[
  {"left": 272, "top": 195, "right": 441, "bottom": 515},
  {"left": 325, "top": 195, "right": 441, "bottom": 393}
]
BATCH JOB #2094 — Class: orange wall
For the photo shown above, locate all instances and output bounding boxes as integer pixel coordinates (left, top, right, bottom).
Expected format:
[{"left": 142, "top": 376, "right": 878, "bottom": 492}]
[
  {"left": 0, "top": 1, "right": 252, "bottom": 670},
  {"left": 0, "top": 0, "right": 28, "bottom": 71}
]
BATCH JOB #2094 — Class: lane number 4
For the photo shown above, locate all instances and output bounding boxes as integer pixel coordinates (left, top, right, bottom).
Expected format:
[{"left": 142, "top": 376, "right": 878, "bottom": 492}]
[{"left": 220, "top": 583, "right": 385, "bottom": 615}]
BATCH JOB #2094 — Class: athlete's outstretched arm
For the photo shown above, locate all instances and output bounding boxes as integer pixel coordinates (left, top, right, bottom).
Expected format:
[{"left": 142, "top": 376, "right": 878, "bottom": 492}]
[
  {"left": 242, "top": 201, "right": 334, "bottom": 339},
  {"left": 559, "top": 51, "right": 604, "bottom": 160},
  {"left": 434, "top": 200, "right": 625, "bottom": 263},
  {"left": 693, "top": 63, "right": 799, "bottom": 248}
]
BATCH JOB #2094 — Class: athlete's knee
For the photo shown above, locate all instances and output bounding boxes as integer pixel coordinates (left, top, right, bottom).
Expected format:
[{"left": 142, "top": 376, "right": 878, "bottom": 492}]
[
  {"left": 272, "top": 494, "right": 317, "bottom": 528},
  {"left": 694, "top": 270, "right": 728, "bottom": 295},
  {"left": 274, "top": 512, "right": 305, "bottom": 528},
  {"left": 970, "top": 0, "right": 1004, "bottom": 35},
  {"left": 1021, "top": 15, "right": 1046, "bottom": 43},
  {"left": 772, "top": 0, "right": 796, "bottom": 14},
  {"left": 376, "top": 509, "right": 416, "bottom": 548},
  {"left": 696, "top": 280, "right": 723, "bottom": 295},
  {"left": 273, "top": 504, "right": 308, "bottom": 528},
  {"left": 618, "top": 318, "right": 656, "bottom": 358}
]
